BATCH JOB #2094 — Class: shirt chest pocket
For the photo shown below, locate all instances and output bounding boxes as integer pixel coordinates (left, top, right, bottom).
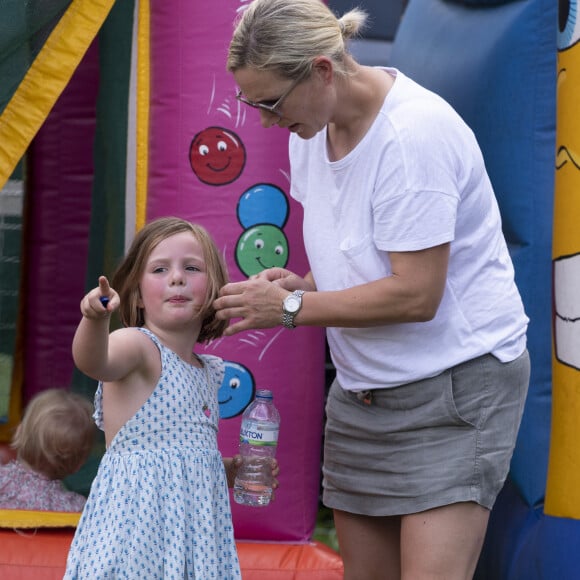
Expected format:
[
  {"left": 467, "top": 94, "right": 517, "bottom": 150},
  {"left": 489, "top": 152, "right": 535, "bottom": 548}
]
[{"left": 338, "top": 233, "right": 391, "bottom": 288}]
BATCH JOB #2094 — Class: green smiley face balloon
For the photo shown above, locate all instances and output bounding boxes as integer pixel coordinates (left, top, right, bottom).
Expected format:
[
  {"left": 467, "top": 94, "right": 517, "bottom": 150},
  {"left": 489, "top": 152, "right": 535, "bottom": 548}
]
[{"left": 235, "top": 224, "right": 289, "bottom": 277}]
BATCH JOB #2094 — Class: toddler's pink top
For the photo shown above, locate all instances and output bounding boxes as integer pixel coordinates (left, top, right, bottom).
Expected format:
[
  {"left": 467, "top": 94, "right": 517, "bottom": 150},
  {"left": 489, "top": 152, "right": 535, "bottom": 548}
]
[{"left": 0, "top": 460, "right": 86, "bottom": 511}]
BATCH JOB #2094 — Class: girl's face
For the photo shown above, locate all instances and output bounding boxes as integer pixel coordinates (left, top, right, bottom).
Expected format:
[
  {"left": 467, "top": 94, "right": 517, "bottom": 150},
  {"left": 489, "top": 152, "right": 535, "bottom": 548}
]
[
  {"left": 138, "top": 231, "right": 208, "bottom": 330},
  {"left": 234, "top": 65, "right": 333, "bottom": 139}
]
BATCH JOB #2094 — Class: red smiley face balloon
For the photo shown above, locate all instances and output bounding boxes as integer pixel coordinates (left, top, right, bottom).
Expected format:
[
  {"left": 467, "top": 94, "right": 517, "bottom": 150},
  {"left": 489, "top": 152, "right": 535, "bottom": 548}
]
[{"left": 189, "top": 126, "right": 246, "bottom": 185}]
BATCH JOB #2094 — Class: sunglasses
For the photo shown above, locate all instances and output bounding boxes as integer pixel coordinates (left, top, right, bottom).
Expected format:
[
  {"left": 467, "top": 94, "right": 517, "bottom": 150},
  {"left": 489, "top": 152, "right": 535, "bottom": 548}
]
[{"left": 236, "top": 70, "right": 309, "bottom": 118}]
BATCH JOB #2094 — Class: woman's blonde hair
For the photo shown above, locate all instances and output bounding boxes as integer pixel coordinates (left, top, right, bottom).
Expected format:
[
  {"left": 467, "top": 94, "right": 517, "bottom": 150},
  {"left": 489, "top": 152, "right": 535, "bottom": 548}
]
[
  {"left": 11, "top": 389, "right": 95, "bottom": 480},
  {"left": 227, "top": 0, "right": 367, "bottom": 79},
  {"left": 111, "top": 217, "right": 229, "bottom": 343}
]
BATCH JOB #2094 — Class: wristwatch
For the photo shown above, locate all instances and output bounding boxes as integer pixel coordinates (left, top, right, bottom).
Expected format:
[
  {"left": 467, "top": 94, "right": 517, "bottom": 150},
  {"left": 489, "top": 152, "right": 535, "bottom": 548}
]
[{"left": 282, "top": 290, "right": 305, "bottom": 329}]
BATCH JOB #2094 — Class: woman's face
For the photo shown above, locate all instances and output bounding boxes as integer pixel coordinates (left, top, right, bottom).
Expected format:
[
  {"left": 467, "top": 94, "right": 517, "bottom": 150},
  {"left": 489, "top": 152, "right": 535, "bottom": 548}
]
[{"left": 234, "top": 66, "right": 333, "bottom": 139}]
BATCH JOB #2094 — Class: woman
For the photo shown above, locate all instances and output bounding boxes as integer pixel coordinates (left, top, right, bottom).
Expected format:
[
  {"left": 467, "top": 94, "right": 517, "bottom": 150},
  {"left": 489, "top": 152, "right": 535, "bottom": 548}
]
[{"left": 214, "top": 1, "right": 530, "bottom": 578}]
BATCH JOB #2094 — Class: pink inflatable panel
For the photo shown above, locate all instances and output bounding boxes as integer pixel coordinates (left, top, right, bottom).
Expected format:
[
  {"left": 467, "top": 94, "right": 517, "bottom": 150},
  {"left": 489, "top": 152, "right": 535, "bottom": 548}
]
[
  {"left": 147, "top": 0, "right": 327, "bottom": 542},
  {"left": 23, "top": 41, "right": 99, "bottom": 405}
]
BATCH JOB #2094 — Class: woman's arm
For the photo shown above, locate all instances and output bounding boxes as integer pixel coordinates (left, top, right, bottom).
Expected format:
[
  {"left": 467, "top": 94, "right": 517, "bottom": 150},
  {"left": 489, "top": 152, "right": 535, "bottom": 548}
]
[
  {"left": 299, "top": 243, "right": 449, "bottom": 327},
  {"left": 214, "top": 243, "right": 449, "bottom": 335}
]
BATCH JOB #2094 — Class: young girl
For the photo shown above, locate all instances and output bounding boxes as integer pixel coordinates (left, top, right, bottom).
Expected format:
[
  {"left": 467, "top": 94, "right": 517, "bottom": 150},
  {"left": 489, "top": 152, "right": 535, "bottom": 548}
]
[
  {"left": 0, "top": 388, "right": 94, "bottom": 511},
  {"left": 65, "top": 217, "right": 253, "bottom": 579}
]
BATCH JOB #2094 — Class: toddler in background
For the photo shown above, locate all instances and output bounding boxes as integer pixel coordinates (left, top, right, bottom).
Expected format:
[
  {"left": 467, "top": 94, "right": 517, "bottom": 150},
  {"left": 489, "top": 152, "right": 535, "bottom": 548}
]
[{"left": 0, "top": 388, "right": 95, "bottom": 511}]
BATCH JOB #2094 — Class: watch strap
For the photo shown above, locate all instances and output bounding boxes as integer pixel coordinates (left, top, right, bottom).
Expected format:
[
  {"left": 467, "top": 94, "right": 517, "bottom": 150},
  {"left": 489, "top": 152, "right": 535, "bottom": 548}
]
[{"left": 282, "top": 290, "right": 305, "bottom": 329}]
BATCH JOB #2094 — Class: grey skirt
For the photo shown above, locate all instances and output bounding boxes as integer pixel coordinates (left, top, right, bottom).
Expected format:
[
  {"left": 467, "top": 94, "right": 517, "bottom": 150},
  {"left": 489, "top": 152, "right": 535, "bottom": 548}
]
[{"left": 322, "top": 350, "right": 530, "bottom": 516}]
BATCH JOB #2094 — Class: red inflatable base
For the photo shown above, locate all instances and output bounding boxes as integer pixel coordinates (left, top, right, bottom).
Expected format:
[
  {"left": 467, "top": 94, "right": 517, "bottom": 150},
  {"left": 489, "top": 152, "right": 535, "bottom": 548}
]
[{"left": 0, "top": 528, "right": 343, "bottom": 579}]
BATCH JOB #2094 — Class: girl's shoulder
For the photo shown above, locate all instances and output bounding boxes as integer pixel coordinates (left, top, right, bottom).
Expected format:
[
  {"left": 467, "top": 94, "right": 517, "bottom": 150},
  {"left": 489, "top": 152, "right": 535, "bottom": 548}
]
[
  {"left": 110, "top": 325, "right": 154, "bottom": 340},
  {"left": 107, "top": 326, "right": 162, "bottom": 356},
  {"left": 111, "top": 326, "right": 164, "bottom": 350},
  {"left": 107, "top": 328, "right": 164, "bottom": 376}
]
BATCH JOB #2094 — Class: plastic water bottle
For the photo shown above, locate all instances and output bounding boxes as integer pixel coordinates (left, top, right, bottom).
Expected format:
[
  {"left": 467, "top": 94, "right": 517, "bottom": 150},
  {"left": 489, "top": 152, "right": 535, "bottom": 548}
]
[{"left": 233, "top": 389, "right": 280, "bottom": 507}]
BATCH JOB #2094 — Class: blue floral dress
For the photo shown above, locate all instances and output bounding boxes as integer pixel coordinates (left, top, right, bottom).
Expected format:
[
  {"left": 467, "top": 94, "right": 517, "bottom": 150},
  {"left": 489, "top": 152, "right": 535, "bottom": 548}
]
[{"left": 64, "top": 328, "right": 241, "bottom": 579}]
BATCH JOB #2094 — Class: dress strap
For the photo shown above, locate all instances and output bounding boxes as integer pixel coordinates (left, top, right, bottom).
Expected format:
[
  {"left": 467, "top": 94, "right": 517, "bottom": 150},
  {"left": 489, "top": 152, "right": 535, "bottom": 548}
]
[{"left": 136, "top": 326, "right": 162, "bottom": 349}]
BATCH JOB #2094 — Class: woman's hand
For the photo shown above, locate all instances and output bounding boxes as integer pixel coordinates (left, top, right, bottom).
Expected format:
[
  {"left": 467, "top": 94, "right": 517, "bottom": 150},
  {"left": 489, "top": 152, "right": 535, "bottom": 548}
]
[
  {"left": 251, "top": 267, "right": 307, "bottom": 291},
  {"left": 213, "top": 278, "right": 288, "bottom": 335},
  {"left": 214, "top": 269, "right": 315, "bottom": 336}
]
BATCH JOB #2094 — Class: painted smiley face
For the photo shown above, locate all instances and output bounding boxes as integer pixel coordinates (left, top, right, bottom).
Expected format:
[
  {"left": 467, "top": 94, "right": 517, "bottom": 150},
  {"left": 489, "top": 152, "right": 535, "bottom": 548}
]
[
  {"left": 235, "top": 224, "right": 289, "bottom": 277},
  {"left": 189, "top": 126, "right": 246, "bottom": 185},
  {"left": 218, "top": 361, "right": 255, "bottom": 419}
]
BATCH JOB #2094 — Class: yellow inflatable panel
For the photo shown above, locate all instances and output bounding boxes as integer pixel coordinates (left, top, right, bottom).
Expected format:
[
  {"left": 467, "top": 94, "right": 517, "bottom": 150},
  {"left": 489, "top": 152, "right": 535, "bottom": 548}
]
[{"left": 546, "top": 18, "right": 580, "bottom": 518}]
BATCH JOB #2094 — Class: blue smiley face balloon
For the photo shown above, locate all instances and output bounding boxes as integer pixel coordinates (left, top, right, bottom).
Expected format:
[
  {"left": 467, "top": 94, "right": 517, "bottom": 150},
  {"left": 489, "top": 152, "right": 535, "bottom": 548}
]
[
  {"left": 237, "top": 183, "right": 289, "bottom": 229},
  {"left": 218, "top": 361, "right": 255, "bottom": 419}
]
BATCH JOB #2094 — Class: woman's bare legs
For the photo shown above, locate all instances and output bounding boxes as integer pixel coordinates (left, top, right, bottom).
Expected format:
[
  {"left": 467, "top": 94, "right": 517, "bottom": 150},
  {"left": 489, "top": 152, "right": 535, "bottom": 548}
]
[
  {"left": 334, "top": 502, "right": 490, "bottom": 580},
  {"left": 334, "top": 509, "right": 401, "bottom": 580}
]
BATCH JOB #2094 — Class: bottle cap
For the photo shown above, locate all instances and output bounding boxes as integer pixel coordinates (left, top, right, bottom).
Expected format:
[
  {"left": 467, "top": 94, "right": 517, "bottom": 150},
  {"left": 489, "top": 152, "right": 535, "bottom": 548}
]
[{"left": 255, "top": 389, "right": 273, "bottom": 400}]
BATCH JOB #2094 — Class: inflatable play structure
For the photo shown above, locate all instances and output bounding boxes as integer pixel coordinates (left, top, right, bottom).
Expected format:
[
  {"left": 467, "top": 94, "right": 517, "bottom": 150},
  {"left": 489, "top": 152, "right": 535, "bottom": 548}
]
[{"left": 0, "top": 0, "right": 574, "bottom": 578}]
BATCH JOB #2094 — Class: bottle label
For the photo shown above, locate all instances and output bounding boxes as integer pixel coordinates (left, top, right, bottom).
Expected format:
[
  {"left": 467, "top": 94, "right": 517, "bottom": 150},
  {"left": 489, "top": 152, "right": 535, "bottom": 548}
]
[{"left": 240, "top": 421, "right": 279, "bottom": 446}]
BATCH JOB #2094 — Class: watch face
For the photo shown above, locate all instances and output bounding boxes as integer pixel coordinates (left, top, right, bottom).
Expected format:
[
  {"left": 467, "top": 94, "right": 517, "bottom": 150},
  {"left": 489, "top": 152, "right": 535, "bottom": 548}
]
[{"left": 284, "top": 295, "right": 301, "bottom": 313}]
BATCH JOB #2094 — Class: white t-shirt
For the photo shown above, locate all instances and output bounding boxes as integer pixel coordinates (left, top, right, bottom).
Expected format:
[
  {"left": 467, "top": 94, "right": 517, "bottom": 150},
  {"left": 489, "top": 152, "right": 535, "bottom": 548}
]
[{"left": 289, "top": 68, "right": 528, "bottom": 391}]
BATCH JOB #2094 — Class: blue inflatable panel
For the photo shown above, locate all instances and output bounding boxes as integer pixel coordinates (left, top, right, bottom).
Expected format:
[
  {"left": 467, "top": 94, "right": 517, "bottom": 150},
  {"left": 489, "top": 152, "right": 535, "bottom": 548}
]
[
  {"left": 478, "top": 478, "right": 580, "bottom": 580},
  {"left": 475, "top": 478, "right": 542, "bottom": 579}
]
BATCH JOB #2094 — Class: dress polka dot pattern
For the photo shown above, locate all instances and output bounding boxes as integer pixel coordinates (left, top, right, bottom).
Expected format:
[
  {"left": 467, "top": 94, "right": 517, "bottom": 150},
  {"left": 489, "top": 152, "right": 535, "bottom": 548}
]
[{"left": 64, "top": 328, "right": 241, "bottom": 579}]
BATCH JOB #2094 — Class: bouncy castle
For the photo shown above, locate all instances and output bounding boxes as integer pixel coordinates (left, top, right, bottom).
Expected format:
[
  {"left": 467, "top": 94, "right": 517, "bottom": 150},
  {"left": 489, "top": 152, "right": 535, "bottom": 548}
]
[{"left": 0, "top": 0, "right": 576, "bottom": 578}]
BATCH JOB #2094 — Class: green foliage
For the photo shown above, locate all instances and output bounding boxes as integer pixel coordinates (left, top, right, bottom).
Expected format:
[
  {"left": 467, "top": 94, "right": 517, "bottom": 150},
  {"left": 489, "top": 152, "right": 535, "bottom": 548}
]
[{"left": 313, "top": 506, "right": 340, "bottom": 553}]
